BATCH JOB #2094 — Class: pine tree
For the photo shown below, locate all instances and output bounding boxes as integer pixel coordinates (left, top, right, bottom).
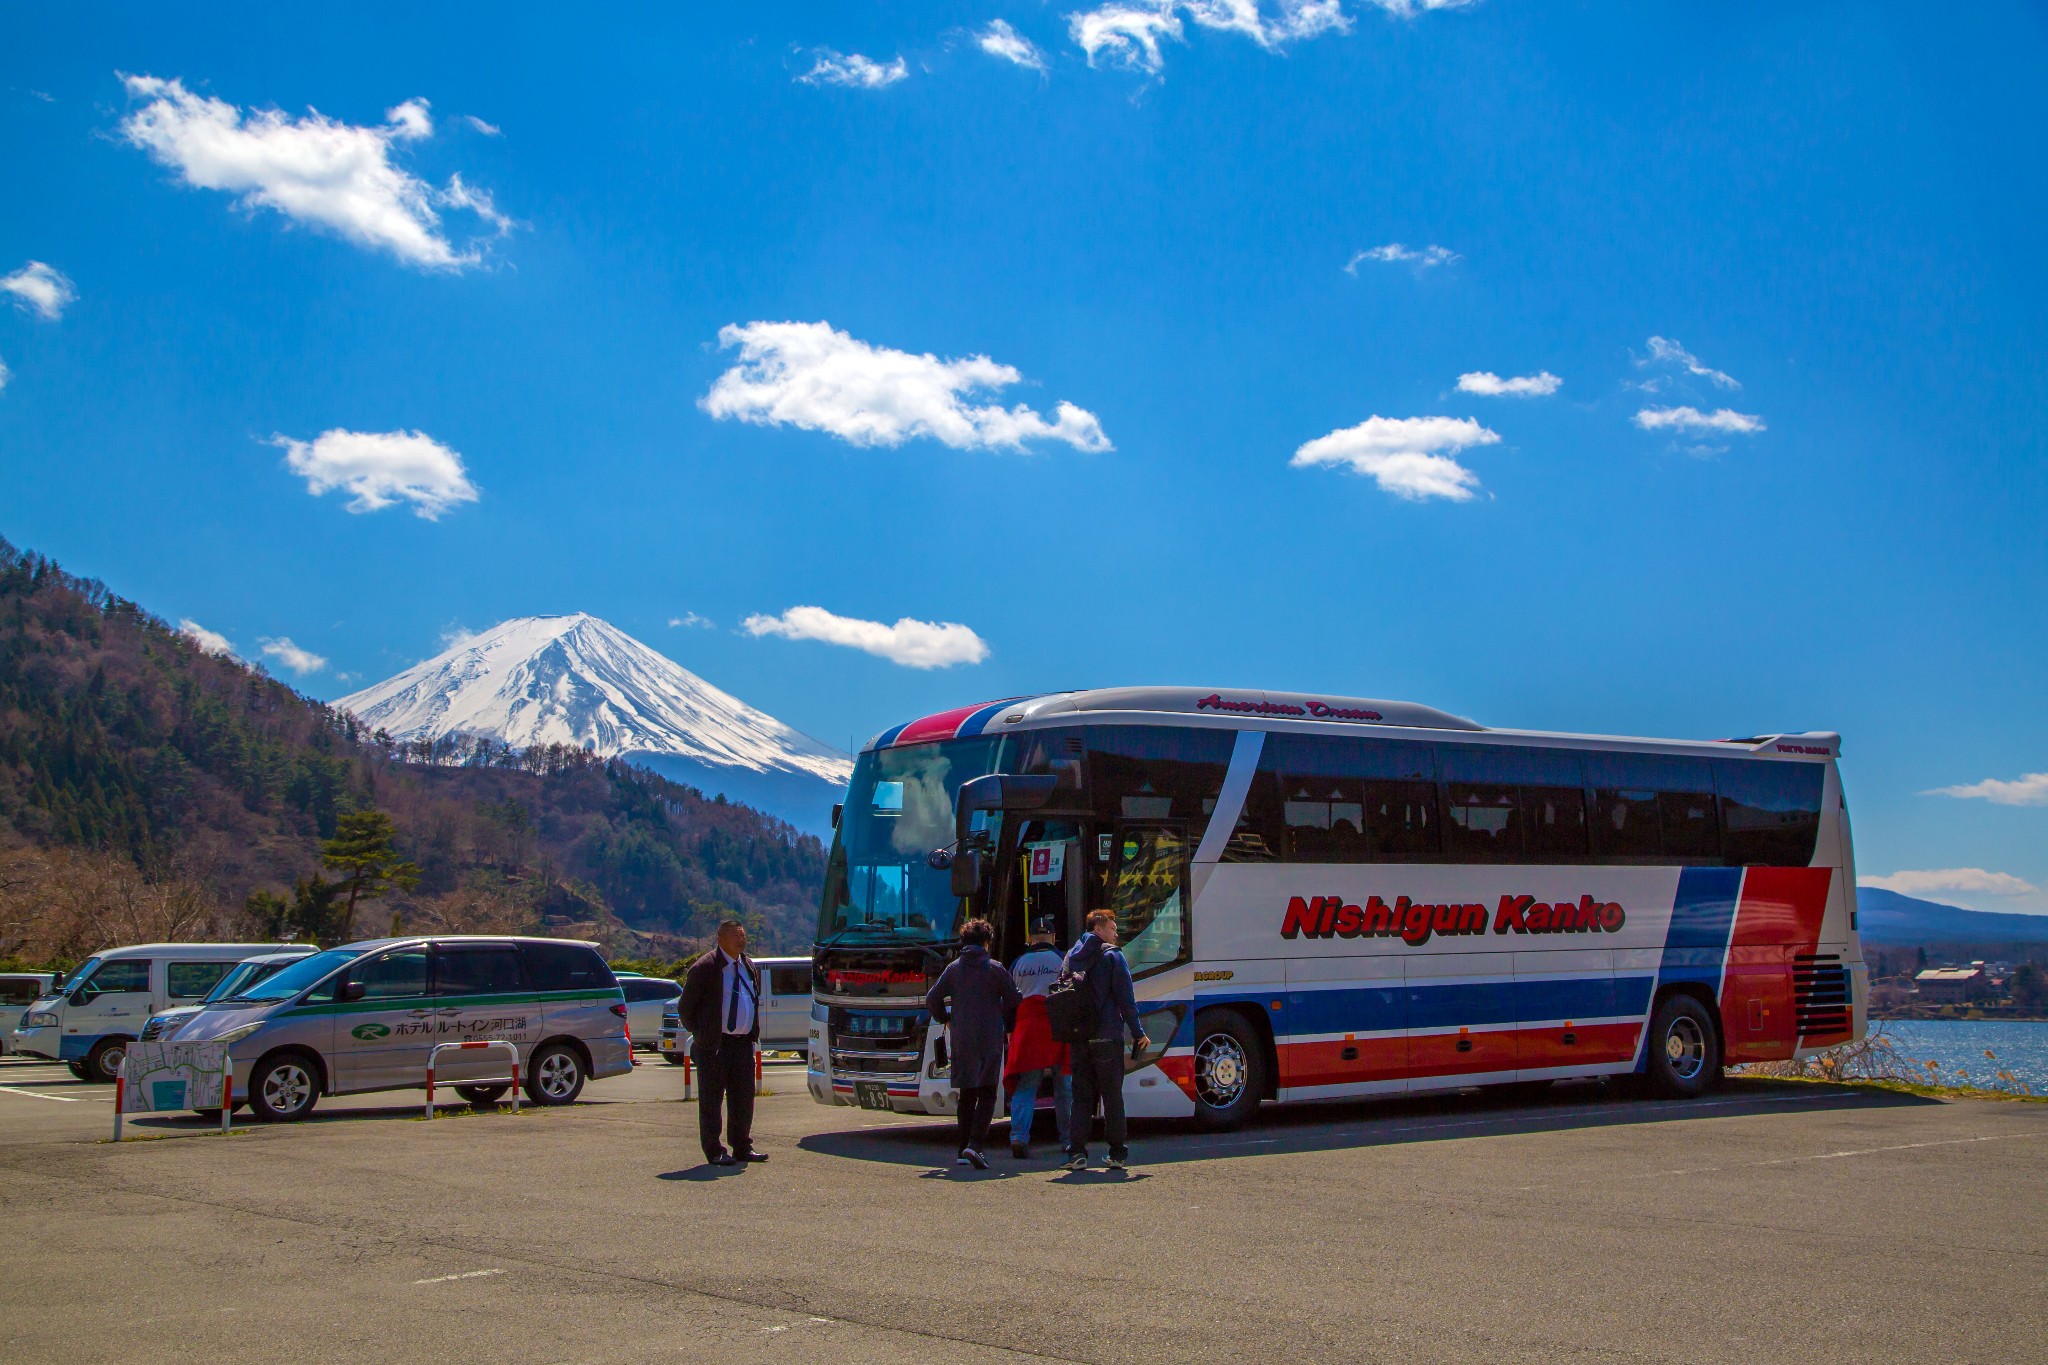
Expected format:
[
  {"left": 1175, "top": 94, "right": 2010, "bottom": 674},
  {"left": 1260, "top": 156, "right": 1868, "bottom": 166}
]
[{"left": 320, "top": 811, "right": 420, "bottom": 936}]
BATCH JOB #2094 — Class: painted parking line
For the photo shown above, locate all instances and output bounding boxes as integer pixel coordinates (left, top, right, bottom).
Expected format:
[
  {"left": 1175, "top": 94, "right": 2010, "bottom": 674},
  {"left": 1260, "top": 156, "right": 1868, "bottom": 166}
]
[
  {"left": 0, "top": 1084, "right": 86, "bottom": 1101},
  {"left": 412, "top": 1268, "right": 505, "bottom": 1285}
]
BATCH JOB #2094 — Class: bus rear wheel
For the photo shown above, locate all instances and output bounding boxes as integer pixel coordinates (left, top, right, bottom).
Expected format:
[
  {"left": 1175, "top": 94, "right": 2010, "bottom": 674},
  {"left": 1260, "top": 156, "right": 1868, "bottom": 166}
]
[
  {"left": 1645, "top": 994, "right": 1721, "bottom": 1099},
  {"left": 1192, "top": 1011, "right": 1265, "bottom": 1131}
]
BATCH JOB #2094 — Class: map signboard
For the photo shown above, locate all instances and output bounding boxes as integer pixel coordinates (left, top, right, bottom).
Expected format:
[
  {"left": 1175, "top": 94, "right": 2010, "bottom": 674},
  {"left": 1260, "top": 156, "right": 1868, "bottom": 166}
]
[{"left": 119, "top": 1040, "right": 230, "bottom": 1113}]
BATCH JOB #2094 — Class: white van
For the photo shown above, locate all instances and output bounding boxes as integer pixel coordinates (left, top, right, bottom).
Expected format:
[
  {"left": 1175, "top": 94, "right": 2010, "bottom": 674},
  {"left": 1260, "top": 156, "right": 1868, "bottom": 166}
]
[
  {"left": 10, "top": 942, "right": 314, "bottom": 1081},
  {"left": 1, "top": 973, "right": 57, "bottom": 1056},
  {"left": 657, "top": 955, "right": 812, "bottom": 1063}
]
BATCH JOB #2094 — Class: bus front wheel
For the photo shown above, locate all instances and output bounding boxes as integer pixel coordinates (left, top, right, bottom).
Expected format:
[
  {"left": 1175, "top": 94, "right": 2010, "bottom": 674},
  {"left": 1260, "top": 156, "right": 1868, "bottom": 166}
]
[
  {"left": 1192, "top": 1011, "right": 1266, "bottom": 1131},
  {"left": 1645, "top": 994, "right": 1721, "bottom": 1099}
]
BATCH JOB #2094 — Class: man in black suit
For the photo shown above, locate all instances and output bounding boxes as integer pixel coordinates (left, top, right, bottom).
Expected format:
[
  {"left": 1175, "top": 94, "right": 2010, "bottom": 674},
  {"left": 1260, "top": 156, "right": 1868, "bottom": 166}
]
[{"left": 677, "top": 919, "right": 767, "bottom": 1166}]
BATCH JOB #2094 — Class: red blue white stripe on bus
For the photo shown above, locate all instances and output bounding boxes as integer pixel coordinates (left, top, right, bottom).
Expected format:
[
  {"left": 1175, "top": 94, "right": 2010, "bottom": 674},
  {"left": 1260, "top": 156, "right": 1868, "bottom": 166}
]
[
  {"left": 1183, "top": 863, "right": 1839, "bottom": 1098},
  {"left": 868, "top": 698, "right": 1032, "bottom": 751}
]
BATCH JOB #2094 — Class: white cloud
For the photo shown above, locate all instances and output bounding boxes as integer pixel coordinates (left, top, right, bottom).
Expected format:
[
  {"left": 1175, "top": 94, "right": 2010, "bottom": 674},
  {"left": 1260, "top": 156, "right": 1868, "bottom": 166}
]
[
  {"left": 1291, "top": 415, "right": 1499, "bottom": 502},
  {"left": 743, "top": 606, "right": 990, "bottom": 669},
  {"left": 702, "top": 320, "right": 1111, "bottom": 454},
  {"left": 1642, "top": 335, "right": 1739, "bottom": 389},
  {"left": 0, "top": 357, "right": 9, "bottom": 393},
  {"left": 1633, "top": 406, "right": 1765, "bottom": 435},
  {"left": 1068, "top": 0, "right": 1343, "bottom": 72},
  {"left": 1457, "top": 370, "right": 1560, "bottom": 398},
  {"left": 463, "top": 115, "right": 501, "bottom": 136},
  {"left": 1361, "top": 0, "right": 1479, "bottom": 16},
  {"left": 978, "top": 20, "right": 1048, "bottom": 70},
  {"left": 117, "top": 75, "right": 508, "bottom": 270},
  {"left": 438, "top": 623, "right": 478, "bottom": 650},
  {"left": 1, "top": 261, "right": 77, "bottom": 320},
  {"left": 178, "top": 619, "right": 235, "bottom": 657},
  {"left": 1925, "top": 772, "right": 2048, "bottom": 807},
  {"left": 260, "top": 636, "right": 328, "bottom": 675},
  {"left": 798, "top": 50, "right": 909, "bottom": 89},
  {"left": 1345, "top": 243, "right": 1459, "bottom": 273},
  {"left": 1070, "top": 4, "right": 1185, "bottom": 72},
  {"left": 274, "top": 427, "right": 480, "bottom": 518},
  {"left": 669, "top": 612, "right": 714, "bottom": 629},
  {"left": 1860, "top": 868, "right": 2041, "bottom": 898}
]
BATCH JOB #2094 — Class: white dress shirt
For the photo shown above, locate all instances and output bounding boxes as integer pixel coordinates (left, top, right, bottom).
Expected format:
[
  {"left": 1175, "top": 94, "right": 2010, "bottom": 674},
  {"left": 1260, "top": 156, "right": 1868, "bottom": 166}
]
[{"left": 719, "top": 951, "right": 757, "bottom": 1035}]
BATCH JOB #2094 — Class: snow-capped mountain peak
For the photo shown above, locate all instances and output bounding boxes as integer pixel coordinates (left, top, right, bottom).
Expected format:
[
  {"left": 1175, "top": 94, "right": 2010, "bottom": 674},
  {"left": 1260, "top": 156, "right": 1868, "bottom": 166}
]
[{"left": 334, "top": 614, "right": 852, "bottom": 785}]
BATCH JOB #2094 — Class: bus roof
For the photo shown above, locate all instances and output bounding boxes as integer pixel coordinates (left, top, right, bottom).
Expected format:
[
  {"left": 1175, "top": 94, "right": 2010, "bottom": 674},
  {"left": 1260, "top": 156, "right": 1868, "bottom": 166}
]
[{"left": 863, "top": 686, "right": 1840, "bottom": 759}]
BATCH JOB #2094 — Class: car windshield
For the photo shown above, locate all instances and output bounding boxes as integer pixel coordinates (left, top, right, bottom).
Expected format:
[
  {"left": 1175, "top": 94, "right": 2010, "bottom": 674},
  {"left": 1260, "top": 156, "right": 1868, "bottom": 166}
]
[
  {"left": 818, "top": 737, "right": 1003, "bottom": 946},
  {"left": 55, "top": 957, "right": 100, "bottom": 993},
  {"left": 203, "top": 959, "right": 294, "bottom": 1004},
  {"left": 226, "top": 947, "right": 365, "bottom": 1002}
]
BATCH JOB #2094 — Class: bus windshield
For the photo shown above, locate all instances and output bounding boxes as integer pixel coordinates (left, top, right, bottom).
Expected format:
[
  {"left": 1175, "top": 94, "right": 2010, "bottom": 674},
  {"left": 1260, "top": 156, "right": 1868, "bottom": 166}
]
[{"left": 818, "top": 738, "right": 1003, "bottom": 946}]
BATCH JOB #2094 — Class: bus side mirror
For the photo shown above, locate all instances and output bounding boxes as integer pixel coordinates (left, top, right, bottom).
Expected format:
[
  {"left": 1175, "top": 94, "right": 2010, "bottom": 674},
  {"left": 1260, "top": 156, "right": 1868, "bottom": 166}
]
[
  {"left": 950, "top": 850, "right": 983, "bottom": 899},
  {"left": 953, "top": 774, "right": 1059, "bottom": 850}
]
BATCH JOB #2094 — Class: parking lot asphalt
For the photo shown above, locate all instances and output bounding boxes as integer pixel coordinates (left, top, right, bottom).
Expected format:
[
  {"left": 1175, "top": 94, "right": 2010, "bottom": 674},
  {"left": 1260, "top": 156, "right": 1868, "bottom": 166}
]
[{"left": 2, "top": 1052, "right": 2044, "bottom": 1364}]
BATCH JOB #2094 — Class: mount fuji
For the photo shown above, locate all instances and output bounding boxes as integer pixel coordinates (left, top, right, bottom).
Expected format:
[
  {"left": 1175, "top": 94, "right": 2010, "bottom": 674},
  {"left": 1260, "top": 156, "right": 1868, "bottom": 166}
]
[{"left": 334, "top": 615, "right": 854, "bottom": 834}]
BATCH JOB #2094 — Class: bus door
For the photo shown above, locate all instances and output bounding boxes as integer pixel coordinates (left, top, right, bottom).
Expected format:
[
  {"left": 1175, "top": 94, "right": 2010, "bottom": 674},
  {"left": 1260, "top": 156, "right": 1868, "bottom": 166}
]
[
  {"left": 1011, "top": 818, "right": 1088, "bottom": 954},
  {"left": 1106, "top": 823, "right": 1192, "bottom": 979}
]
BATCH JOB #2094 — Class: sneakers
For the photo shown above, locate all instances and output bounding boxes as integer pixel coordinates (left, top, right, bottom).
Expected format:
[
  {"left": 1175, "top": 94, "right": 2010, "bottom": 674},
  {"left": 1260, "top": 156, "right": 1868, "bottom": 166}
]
[
  {"left": 1011, "top": 1143, "right": 1030, "bottom": 1160},
  {"left": 1064, "top": 1152, "right": 1088, "bottom": 1171},
  {"left": 955, "top": 1152, "right": 971, "bottom": 1166},
  {"left": 964, "top": 1148, "right": 990, "bottom": 1170},
  {"left": 1105, "top": 1153, "right": 1127, "bottom": 1171}
]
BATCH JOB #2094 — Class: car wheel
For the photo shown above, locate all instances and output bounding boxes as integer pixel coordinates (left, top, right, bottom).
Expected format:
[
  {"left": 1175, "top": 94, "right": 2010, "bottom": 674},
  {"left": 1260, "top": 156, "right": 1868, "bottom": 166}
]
[
  {"left": 84, "top": 1037, "right": 130, "bottom": 1084},
  {"left": 456, "top": 1084, "right": 509, "bottom": 1105},
  {"left": 1192, "top": 1010, "right": 1266, "bottom": 1131},
  {"left": 525, "top": 1042, "right": 585, "bottom": 1106},
  {"left": 68, "top": 1060, "right": 95, "bottom": 1082},
  {"left": 249, "top": 1053, "right": 321, "bottom": 1122},
  {"left": 1645, "top": 994, "right": 1721, "bottom": 1099}
]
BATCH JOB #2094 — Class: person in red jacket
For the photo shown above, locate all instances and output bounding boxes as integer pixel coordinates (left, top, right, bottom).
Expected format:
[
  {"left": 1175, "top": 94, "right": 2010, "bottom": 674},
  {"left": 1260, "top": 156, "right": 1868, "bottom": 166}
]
[{"left": 1003, "top": 918, "right": 1072, "bottom": 1160}]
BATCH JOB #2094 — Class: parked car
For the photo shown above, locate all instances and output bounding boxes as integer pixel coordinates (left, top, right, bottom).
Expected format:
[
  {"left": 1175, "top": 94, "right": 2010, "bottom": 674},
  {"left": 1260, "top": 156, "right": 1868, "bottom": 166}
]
[
  {"left": 658, "top": 955, "right": 811, "bottom": 1065},
  {"left": 618, "top": 975, "right": 681, "bottom": 1050},
  {"left": 166, "top": 935, "right": 631, "bottom": 1121},
  {"left": 138, "top": 949, "right": 319, "bottom": 1043},
  {"left": 10, "top": 942, "right": 316, "bottom": 1081},
  {"left": 0, "top": 973, "right": 57, "bottom": 1057}
]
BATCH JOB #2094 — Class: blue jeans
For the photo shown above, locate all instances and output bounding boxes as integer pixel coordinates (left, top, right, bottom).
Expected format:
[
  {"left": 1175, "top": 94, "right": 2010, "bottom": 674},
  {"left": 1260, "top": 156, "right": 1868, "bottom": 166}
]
[{"left": 1007, "top": 1068, "right": 1072, "bottom": 1149}]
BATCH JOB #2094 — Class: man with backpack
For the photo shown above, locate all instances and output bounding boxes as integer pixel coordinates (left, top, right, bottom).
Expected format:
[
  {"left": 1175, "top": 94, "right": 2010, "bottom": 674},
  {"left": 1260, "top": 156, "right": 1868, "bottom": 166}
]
[{"left": 1056, "top": 908, "right": 1146, "bottom": 1172}]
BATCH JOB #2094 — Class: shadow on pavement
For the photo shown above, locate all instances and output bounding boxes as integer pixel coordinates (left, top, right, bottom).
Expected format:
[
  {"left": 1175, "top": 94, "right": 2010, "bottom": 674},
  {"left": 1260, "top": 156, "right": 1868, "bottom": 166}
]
[{"left": 797, "top": 1078, "right": 1937, "bottom": 1169}]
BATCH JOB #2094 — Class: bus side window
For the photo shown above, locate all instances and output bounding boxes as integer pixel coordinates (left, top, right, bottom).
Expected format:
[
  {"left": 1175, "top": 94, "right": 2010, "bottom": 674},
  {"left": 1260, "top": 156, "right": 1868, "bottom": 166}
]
[
  {"left": 1715, "top": 759, "right": 1824, "bottom": 867},
  {"left": 1263, "top": 733, "right": 1439, "bottom": 863},
  {"left": 1084, "top": 725, "right": 1234, "bottom": 840},
  {"left": 1440, "top": 746, "right": 1585, "bottom": 862}
]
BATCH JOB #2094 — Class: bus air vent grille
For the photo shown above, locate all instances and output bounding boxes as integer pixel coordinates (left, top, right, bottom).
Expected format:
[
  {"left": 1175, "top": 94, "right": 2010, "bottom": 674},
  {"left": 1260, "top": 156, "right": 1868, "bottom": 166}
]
[{"left": 1792, "top": 952, "right": 1851, "bottom": 1038}]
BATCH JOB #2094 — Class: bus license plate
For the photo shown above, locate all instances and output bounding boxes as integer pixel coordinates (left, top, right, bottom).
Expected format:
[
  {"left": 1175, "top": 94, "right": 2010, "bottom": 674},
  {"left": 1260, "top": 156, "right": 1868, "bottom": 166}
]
[{"left": 855, "top": 1081, "right": 891, "bottom": 1111}]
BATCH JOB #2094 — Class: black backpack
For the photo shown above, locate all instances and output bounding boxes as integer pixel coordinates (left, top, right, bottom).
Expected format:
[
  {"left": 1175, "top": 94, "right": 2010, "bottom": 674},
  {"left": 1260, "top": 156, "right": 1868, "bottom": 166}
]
[{"left": 1044, "top": 943, "right": 1100, "bottom": 1046}]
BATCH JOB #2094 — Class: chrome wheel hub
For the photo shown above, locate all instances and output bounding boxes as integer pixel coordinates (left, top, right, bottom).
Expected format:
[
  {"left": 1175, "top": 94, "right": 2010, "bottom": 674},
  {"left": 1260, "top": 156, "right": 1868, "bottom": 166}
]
[
  {"left": 263, "top": 1063, "right": 311, "bottom": 1114},
  {"left": 1196, "top": 1033, "right": 1247, "bottom": 1109},
  {"left": 1665, "top": 1017, "right": 1706, "bottom": 1082},
  {"left": 537, "top": 1053, "right": 579, "bottom": 1099}
]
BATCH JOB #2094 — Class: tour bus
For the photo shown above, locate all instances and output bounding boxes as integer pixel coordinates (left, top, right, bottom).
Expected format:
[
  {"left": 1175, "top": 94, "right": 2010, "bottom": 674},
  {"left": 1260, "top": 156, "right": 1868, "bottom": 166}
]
[{"left": 807, "top": 687, "right": 1861, "bottom": 1129}]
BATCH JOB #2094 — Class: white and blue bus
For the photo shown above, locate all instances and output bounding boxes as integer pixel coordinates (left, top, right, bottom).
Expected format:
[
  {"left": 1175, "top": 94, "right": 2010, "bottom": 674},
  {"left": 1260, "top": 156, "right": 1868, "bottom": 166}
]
[{"left": 807, "top": 687, "right": 1861, "bottom": 1129}]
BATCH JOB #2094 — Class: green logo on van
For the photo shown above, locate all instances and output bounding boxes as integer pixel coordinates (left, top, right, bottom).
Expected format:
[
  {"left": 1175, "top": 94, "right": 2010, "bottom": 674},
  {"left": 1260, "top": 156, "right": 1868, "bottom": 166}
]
[{"left": 351, "top": 1023, "right": 391, "bottom": 1040}]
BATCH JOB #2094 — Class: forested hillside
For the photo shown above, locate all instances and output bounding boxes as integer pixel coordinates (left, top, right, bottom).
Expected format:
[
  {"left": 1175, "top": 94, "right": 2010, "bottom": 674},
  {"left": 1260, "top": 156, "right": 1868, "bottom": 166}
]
[{"left": 0, "top": 537, "right": 826, "bottom": 962}]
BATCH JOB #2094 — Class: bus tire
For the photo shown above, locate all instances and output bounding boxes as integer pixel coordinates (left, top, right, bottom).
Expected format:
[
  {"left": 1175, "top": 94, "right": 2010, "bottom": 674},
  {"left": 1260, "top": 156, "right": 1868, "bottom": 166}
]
[
  {"left": 83, "top": 1037, "right": 131, "bottom": 1083},
  {"left": 456, "top": 1084, "right": 509, "bottom": 1105},
  {"left": 526, "top": 1042, "right": 586, "bottom": 1106},
  {"left": 1645, "top": 993, "right": 1721, "bottom": 1099},
  {"left": 1192, "top": 1011, "right": 1265, "bottom": 1131},
  {"left": 249, "top": 1052, "right": 321, "bottom": 1122}
]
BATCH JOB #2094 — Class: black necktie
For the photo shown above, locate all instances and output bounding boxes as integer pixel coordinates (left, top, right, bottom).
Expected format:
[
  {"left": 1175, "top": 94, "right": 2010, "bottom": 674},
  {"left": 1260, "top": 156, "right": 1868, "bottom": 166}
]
[{"left": 725, "top": 957, "right": 740, "bottom": 1032}]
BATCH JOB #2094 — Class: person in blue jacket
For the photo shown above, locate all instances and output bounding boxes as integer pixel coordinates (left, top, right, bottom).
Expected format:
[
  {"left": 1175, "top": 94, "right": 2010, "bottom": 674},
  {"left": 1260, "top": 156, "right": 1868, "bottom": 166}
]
[{"left": 1062, "top": 909, "right": 1145, "bottom": 1171}]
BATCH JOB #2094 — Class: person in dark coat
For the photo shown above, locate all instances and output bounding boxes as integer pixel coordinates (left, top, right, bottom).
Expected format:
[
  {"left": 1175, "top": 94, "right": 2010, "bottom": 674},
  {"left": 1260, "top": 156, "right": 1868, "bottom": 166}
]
[
  {"left": 924, "top": 918, "right": 1021, "bottom": 1169},
  {"left": 677, "top": 919, "right": 766, "bottom": 1167}
]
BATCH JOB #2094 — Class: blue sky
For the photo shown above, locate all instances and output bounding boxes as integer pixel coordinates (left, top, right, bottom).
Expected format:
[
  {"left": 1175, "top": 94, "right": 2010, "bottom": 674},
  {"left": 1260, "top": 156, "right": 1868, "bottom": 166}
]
[{"left": 4, "top": 2, "right": 2045, "bottom": 910}]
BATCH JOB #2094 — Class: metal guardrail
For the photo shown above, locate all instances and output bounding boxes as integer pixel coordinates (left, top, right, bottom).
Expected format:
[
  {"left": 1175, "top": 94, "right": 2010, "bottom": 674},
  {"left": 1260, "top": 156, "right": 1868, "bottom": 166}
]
[{"left": 424, "top": 1039, "right": 521, "bottom": 1119}]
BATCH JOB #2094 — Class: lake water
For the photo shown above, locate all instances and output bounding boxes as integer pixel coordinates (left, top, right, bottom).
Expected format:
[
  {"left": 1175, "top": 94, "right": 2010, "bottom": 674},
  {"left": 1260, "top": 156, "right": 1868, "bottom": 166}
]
[{"left": 1867, "top": 1019, "right": 2048, "bottom": 1093}]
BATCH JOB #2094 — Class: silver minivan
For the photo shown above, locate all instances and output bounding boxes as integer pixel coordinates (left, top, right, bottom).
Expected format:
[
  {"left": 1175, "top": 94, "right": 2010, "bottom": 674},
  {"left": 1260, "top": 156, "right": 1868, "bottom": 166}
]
[{"left": 168, "top": 935, "right": 631, "bottom": 1121}]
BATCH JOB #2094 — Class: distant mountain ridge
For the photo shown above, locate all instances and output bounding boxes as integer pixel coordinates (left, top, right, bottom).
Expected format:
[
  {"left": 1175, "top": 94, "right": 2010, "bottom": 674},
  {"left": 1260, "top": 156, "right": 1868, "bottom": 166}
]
[
  {"left": 1856, "top": 886, "right": 2048, "bottom": 944},
  {"left": 336, "top": 615, "right": 852, "bottom": 832}
]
